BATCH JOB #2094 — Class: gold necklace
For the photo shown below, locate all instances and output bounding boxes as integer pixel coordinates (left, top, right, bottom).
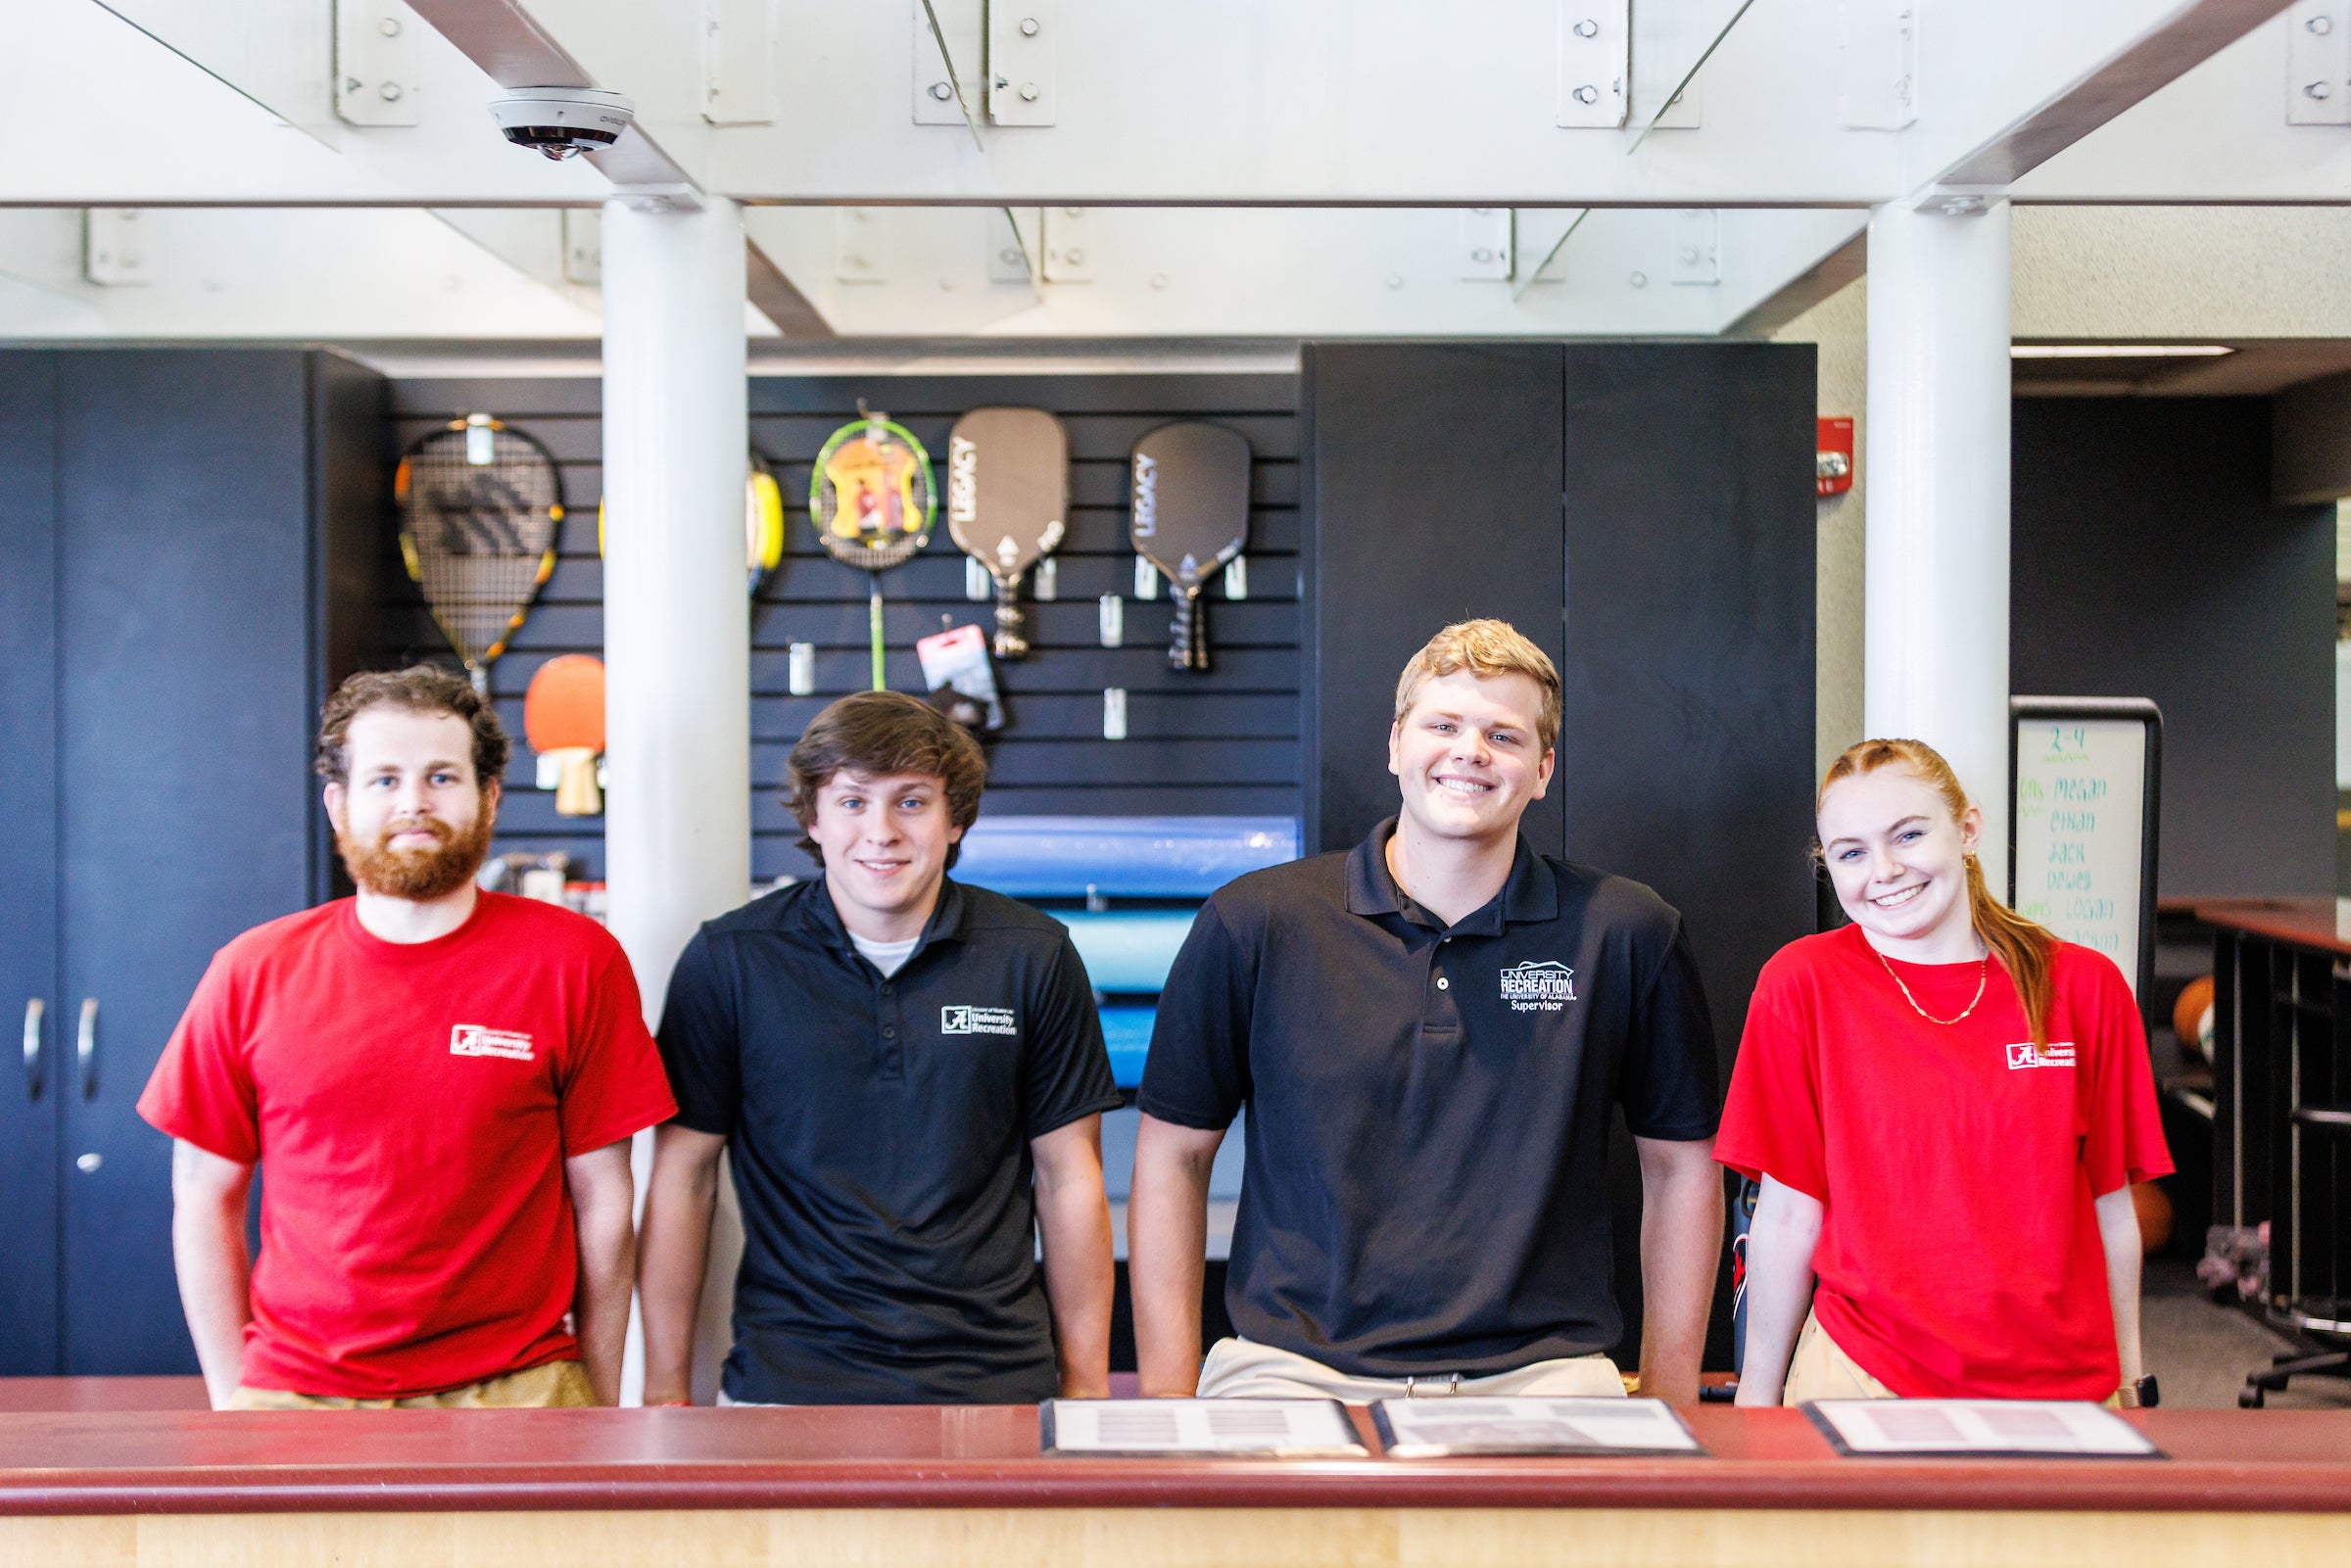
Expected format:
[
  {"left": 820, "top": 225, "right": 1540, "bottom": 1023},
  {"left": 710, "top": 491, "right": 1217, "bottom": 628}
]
[{"left": 1875, "top": 945, "right": 1989, "bottom": 1025}]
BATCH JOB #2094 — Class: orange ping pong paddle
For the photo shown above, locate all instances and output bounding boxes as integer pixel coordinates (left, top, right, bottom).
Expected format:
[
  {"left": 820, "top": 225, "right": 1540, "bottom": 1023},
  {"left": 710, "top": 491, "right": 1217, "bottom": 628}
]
[{"left": 524, "top": 654, "right": 605, "bottom": 817}]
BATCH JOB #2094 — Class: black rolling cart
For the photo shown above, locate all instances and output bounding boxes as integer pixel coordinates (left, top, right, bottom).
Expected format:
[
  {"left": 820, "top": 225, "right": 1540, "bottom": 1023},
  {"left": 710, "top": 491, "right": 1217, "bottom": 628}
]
[{"left": 2194, "top": 900, "right": 2351, "bottom": 1406}]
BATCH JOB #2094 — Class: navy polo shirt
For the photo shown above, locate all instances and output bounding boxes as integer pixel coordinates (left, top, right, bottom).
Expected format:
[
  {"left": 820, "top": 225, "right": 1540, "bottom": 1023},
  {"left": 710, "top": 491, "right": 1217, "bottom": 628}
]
[
  {"left": 1139, "top": 818, "right": 1719, "bottom": 1378},
  {"left": 658, "top": 876, "right": 1123, "bottom": 1404}
]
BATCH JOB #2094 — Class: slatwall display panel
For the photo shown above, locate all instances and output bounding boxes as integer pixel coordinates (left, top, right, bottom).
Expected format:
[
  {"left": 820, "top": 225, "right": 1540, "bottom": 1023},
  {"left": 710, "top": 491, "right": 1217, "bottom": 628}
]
[{"left": 389, "top": 375, "right": 1302, "bottom": 880}]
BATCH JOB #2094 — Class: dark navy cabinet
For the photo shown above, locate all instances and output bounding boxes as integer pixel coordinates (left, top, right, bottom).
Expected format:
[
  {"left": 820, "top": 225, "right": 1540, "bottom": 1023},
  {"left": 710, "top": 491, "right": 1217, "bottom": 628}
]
[{"left": 0, "top": 349, "right": 386, "bottom": 1373}]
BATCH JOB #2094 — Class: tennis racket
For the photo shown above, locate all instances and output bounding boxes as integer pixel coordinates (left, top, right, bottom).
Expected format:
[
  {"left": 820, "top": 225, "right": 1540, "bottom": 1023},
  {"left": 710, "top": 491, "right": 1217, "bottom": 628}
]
[
  {"left": 811, "top": 405, "right": 936, "bottom": 690},
  {"left": 396, "top": 412, "right": 564, "bottom": 692},
  {"left": 1129, "top": 421, "right": 1251, "bottom": 672},
  {"left": 747, "top": 450, "right": 786, "bottom": 596},
  {"left": 945, "top": 407, "right": 1068, "bottom": 659},
  {"left": 524, "top": 653, "right": 605, "bottom": 817}
]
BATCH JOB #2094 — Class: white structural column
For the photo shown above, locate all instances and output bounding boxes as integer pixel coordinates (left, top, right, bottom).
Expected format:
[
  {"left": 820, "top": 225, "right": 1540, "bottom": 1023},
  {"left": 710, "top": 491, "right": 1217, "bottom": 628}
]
[
  {"left": 1862, "top": 195, "right": 2014, "bottom": 865},
  {"left": 601, "top": 196, "right": 751, "bottom": 1407},
  {"left": 600, "top": 195, "right": 752, "bottom": 1010}
]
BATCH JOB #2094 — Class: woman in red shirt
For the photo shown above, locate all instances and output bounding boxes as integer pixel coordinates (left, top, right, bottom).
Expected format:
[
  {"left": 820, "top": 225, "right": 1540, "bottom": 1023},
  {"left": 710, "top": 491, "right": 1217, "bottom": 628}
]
[{"left": 1719, "top": 737, "right": 2171, "bottom": 1405}]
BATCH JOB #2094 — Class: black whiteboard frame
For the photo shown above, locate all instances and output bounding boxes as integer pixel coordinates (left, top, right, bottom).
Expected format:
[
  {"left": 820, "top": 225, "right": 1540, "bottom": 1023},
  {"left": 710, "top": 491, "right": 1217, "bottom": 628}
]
[{"left": 2007, "top": 696, "right": 2164, "bottom": 1025}]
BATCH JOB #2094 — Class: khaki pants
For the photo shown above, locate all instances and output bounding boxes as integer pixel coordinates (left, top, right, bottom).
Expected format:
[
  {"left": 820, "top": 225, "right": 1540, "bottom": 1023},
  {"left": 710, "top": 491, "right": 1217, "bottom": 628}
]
[
  {"left": 1779, "top": 1312, "right": 2122, "bottom": 1408},
  {"left": 1781, "top": 1310, "right": 1898, "bottom": 1403},
  {"left": 225, "top": 1358, "right": 598, "bottom": 1410},
  {"left": 1195, "top": 1336, "right": 1629, "bottom": 1401}
]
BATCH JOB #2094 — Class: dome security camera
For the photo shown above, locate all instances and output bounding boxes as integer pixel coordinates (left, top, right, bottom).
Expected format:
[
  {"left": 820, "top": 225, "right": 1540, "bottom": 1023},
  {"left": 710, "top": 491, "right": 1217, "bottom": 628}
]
[{"left": 489, "top": 87, "right": 636, "bottom": 160}]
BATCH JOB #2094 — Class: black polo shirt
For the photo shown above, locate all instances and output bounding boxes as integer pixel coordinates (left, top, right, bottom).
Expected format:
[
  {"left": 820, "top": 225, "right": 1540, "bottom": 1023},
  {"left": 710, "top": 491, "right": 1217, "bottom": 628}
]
[
  {"left": 1139, "top": 818, "right": 1719, "bottom": 1378},
  {"left": 658, "top": 876, "right": 1123, "bottom": 1404}
]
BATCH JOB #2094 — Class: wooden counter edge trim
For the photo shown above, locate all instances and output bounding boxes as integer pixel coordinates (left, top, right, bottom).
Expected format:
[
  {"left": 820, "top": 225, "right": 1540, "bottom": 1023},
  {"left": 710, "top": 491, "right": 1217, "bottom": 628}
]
[{"left": 4, "top": 1461, "right": 2350, "bottom": 1516}]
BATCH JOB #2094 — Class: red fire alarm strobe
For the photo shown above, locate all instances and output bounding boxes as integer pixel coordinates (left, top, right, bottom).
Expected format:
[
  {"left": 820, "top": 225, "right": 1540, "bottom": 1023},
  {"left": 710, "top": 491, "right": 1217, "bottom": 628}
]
[{"left": 1817, "top": 416, "right": 1854, "bottom": 497}]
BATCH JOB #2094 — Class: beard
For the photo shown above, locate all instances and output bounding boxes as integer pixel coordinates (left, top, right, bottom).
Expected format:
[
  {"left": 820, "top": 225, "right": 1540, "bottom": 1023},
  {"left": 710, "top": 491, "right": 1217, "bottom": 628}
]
[{"left": 338, "top": 805, "right": 495, "bottom": 901}]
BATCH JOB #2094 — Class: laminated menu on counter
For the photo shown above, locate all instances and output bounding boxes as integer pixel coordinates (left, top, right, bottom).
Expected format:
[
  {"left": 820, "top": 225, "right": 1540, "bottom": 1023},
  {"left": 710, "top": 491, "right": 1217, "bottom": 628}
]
[
  {"left": 1372, "top": 1397, "right": 1705, "bottom": 1457},
  {"left": 1806, "top": 1400, "right": 2162, "bottom": 1458},
  {"left": 1040, "top": 1399, "right": 1368, "bottom": 1457}
]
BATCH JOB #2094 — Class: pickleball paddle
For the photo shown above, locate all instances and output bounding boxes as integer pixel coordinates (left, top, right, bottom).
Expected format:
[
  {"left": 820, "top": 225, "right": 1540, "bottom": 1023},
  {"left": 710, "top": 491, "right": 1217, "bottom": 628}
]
[
  {"left": 524, "top": 653, "right": 605, "bottom": 817},
  {"left": 1130, "top": 422, "right": 1251, "bottom": 672},
  {"left": 946, "top": 407, "right": 1069, "bottom": 660},
  {"left": 812, "top": 406, "right": 937, "bottom": 690}
]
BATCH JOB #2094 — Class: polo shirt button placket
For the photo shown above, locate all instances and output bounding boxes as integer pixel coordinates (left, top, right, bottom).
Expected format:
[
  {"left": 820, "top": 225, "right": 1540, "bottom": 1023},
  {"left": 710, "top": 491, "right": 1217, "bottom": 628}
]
[{"left": 879, "top": 979, "right": 904, "bottom": 1079}]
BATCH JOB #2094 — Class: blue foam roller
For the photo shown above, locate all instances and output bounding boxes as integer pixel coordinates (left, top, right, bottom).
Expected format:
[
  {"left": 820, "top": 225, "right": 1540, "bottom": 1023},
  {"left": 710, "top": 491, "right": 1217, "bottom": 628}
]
[
  {"left": 1061, "top": 910, "right": 1198, "bottom": 993},
  {"left": 1100, "top": 1005, "right": 1154, "bottom": 1089},
  {"left": 955, "top": 816, "right": 1298, "bottom": 898}
]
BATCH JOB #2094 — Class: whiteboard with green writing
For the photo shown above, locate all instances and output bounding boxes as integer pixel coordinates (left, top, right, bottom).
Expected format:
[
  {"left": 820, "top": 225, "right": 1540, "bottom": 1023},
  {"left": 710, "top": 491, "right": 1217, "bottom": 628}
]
[{"left": 2009, "top": 699, "right": 2162, "bottom": 1005}]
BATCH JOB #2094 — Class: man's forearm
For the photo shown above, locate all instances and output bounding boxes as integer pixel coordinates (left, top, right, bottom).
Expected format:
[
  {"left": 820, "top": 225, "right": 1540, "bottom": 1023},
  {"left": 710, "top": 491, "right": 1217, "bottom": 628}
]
[
  {"left": 172, "top": 1197, "right": 253, "bottom": 1408},
  {"left": 1635, "top": 1152, "right": 1722, "bottom": 1404},
  {"left": 638, "top": 1163, "right": 719, "bottom": 1403},
  {"left": 1128, "top": 1124, "right": 1219, "bottom": 1397},
  {"left": 572, "top": 1201, "right": 635, "bottom": 1406},
  {"left": 1036, "top": 1182, "right": 1115, "bottom": 1398}
]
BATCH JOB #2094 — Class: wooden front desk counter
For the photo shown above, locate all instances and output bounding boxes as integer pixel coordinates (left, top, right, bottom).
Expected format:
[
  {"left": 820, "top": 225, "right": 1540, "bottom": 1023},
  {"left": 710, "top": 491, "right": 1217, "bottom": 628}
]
[{"left": 2, "top": 1396, "right": 2348, "bottom": 1568}]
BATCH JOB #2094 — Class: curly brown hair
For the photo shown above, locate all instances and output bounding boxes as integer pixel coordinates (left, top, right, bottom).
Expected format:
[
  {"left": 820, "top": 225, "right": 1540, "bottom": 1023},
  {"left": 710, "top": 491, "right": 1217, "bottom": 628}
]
[
  {"left": 315, "top": 665, "right": 510, "bottom": 790},
  {"left": 786, "top": 690, "right": 988, "bottom": 869}
]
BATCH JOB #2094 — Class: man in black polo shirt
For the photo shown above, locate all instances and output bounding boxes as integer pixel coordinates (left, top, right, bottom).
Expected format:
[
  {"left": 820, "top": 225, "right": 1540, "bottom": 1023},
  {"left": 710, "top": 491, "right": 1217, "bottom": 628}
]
[
  {"left": 638, "top": 691, "right": 1123, "bottom": 1404},
  {"left": 1130, "top": 619, "right": 1723, "bottom": 1402}
]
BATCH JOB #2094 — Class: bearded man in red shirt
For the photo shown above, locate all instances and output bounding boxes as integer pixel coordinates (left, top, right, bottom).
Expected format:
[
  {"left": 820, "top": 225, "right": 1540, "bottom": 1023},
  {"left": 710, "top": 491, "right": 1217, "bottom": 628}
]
[{"left": 139, "top": 667, "right": 676, "bottom": 1408}]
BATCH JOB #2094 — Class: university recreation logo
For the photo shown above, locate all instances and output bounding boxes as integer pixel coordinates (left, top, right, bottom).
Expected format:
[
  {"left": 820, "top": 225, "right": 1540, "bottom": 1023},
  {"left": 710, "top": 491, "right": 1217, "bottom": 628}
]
[
  {"left": 450, "top": 1024, "right": 534, "bottom": 1062},
  {"left": 941, "top": 1004, "right": 1019, "bottom": 1036},
  {"left": 2006, "top": 1041, "right": 2078, "bottom": 1069},
  {"left": 1500, "top": 960, "right": 1577, "bottom": 1013}
]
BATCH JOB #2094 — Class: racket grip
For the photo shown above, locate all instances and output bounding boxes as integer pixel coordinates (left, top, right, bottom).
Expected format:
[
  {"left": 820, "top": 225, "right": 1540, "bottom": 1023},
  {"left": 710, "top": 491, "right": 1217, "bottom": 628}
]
[
  {"left": 1167, "top": 588, "right": 1192, "bottom": 671},
  {"left": 1186, "top": 591, "right": 1212, "bottom": 672},
  {"left": 869, "top": 582, "right": 887, "bottom": 691},
  {"left": 993, "top": 571, "right": 1030, "bottom": 660},
  {"left": 552, "top": 748, "right": 602, "bottom": 817}
]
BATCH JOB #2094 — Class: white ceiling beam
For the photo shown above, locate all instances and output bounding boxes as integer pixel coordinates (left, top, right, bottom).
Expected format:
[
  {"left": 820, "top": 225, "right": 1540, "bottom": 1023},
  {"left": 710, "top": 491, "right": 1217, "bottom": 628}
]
[
  {"left": 2019, "top": 12, "right": 2351, "bottom": 200},
  {"left": 1933, "top": 0, "right": 2294, "bottom": 188},
  {"left": 0, "top": 0, "right": 609, "bottom": 207},
  {"left": 3, "top": 0, "right": 2318, "bottom": 210},
  {"left": 735, "top": 205, "right": 1880, "bottom": 338},
  {"left": 89, "top": 0, "right": 341, "bottom": 145},
  {"left": 0, "top": 207, "right": 603, "bottom": 337}
]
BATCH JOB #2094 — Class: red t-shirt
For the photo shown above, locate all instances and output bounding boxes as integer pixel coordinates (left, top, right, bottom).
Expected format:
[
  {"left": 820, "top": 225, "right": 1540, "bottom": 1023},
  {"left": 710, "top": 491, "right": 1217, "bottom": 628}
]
[
  {"left": 1714, "top": 924, "right": 2172, "bottom": 1401},
  {"left": 138, "top": 892, "right": 676, "bottom": 1399}
]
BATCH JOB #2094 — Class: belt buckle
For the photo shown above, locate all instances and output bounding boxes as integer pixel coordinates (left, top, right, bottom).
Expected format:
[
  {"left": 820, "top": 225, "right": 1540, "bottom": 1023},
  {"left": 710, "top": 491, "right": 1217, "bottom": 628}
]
[{"left": 1403, "top": 1373, "right": 1463, "bottom": 1399}]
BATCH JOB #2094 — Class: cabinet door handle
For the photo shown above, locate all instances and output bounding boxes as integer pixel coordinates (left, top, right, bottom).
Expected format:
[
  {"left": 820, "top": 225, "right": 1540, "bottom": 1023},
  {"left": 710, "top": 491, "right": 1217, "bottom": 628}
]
[
  {"left": 21, "top": 999, "right": 42, "bottom": 1101},
  {"left": 76, "top": 998, "right": 97, "bottom": 1101}
]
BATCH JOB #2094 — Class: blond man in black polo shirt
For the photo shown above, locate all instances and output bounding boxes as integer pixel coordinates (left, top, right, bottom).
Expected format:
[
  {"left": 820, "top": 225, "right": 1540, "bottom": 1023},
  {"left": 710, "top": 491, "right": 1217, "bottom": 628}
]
[{"left": 1130, "top": 619, "right": 1723, "bottom": 1402}]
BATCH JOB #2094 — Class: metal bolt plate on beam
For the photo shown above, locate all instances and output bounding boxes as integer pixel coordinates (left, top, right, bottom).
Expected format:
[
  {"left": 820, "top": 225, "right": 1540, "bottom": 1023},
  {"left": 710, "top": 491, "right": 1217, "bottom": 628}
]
[
  {"left": 1042, "top": 206, "right": 1091, "bottom": 282},
  {"left": 1669, "top": 209, "right": 1718, "bottom": 286},
  {"left": 913, "top": 0, "right": 984, "bottom": 127},
  {"left": 1557, "top": 3, "right": 1629, "bottom": 127},
  {"left": 83, "top": 209, "right": 151, "bottom": 286},
  {"left": 1460, "top": 209, "right": 1515, "bottom": 281},
  {"left": 562, "top": 209, "right": 601, "bottom": 284},
  {"left": 2288, "top": 3, "right": 2351, "bottom": 125},
  {"left": 1841, "top": 0, "right": 1918, "bottom": 129},
  {"left": 335, "top": 0, "right": 421, "bottom": 127},
  {"left": 988, "top": 2, "right": 1056, "bottom": 126},
  {"left": 835, "top": 208, "right": 890, "bottom": 283},
  {"left": 702, "top": 0, "right": 778, "bottom": 125}
]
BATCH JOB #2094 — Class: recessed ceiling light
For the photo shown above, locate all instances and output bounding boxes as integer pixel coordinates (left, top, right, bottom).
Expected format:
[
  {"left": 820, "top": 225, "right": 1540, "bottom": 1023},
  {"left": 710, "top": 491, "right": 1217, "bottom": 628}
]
[{"left": 2009, "top": 344, "right": 2234, "bottom": 359}]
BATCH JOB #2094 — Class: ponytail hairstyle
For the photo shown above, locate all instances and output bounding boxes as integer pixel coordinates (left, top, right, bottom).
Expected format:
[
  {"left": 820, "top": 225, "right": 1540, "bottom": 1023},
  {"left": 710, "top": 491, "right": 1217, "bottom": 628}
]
[{"left": 1817, "top": 737, "right": 2060, "bottom": 1049}]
